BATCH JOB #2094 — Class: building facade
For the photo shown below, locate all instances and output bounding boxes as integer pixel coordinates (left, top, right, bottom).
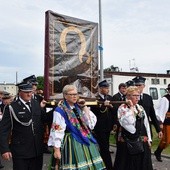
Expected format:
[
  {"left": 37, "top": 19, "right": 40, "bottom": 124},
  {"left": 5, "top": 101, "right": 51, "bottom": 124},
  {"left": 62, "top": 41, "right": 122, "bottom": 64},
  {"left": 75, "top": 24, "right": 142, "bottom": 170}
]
[{"left": 0, "top": 83, "right": 17, "bottom": 96}]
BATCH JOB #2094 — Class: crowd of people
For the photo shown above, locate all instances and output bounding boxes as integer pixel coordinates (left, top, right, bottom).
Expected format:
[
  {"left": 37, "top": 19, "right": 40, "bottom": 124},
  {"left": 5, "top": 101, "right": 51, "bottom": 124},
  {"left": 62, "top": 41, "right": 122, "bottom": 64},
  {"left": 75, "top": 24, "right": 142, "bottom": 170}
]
[{"left": 0, "top": 75, "right": 169, "bottom": 170}]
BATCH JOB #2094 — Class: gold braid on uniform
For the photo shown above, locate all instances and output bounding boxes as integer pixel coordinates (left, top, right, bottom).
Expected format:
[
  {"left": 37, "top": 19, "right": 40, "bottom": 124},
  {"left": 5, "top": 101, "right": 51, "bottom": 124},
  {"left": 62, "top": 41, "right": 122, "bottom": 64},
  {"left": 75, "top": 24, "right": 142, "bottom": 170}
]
[{"left": 99, "top": 104, "right": 108, "bottom": 113}]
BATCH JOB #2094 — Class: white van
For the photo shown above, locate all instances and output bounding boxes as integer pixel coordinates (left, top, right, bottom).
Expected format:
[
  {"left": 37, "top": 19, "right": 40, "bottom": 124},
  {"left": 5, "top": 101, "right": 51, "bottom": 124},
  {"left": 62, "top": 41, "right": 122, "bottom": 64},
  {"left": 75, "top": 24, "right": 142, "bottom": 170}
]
[{"left": 144, "top": 85, "right": 168, "bottom": 109}]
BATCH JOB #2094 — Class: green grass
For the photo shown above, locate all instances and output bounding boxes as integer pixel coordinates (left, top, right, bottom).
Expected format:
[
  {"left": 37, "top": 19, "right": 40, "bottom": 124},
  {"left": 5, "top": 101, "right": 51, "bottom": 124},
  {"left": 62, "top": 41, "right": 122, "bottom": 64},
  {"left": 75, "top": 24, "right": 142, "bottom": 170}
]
[{"left": 109, "top": 125, "right": 170, "bottom": 155}]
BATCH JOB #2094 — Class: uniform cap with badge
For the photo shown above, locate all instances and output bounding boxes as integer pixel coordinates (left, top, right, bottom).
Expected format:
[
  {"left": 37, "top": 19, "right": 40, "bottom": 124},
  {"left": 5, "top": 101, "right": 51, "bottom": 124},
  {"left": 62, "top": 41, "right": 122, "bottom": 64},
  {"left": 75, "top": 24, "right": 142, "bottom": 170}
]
[
  {"left": 16, "top": 82, "right": 33, "bottom": 92},
  {"left": 98, "top": 80, "right": 109, "bottom": 88},
  {"left": 132, "top": 76, "right": 146, "bottom": 85},
  {"left": 2, "top": 91, "right": 12, "bottom": 100},
  {"left": 23, "top": 75, "right": 38, "bottom": 85},
  {"left": 125, "top": 80, "right": 135, "bottom": 87}
]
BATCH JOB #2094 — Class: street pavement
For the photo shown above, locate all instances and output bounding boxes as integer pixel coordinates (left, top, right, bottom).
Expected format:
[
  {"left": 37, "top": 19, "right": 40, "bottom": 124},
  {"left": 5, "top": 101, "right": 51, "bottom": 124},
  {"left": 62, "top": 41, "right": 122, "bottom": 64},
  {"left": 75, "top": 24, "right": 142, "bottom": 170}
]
[{"left": 1, "top": 145, "right": 170, "bottom": 170}]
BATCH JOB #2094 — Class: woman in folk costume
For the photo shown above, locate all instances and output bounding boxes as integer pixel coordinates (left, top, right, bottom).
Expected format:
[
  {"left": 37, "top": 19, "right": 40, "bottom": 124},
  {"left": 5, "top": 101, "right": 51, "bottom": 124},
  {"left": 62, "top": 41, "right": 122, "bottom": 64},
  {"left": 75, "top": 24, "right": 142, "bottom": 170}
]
[
  {"left": 48, "top": 85, "right": 105, "bottom": 170},
  {"left": 113, "top": 86, "right": 152, "bottom": 170}
]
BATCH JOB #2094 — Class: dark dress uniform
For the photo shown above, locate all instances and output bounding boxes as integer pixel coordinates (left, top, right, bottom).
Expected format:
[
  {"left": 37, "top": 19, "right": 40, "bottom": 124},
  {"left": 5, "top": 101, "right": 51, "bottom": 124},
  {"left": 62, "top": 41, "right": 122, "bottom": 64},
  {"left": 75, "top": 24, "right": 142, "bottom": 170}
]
[
  {"left": 112, "top": 92, "right": 126, "bottom": 126},
  {"left": 91, "top": 93, "right": 115, "bottom": 170},
  {"left": 0, "top": 98, "right": 46, "bottom": 170},
  {"left": 138, "top": 93, "right": 161, "bottom": 136},
  {"left": 132, "top": 76, "right": 161, "bottom": 136},
  {"left": 33, "top": 94, "right": 51, "bottom": 154},
  {"left": 24, "top": 74, "right": 52, "bottom": 154}
]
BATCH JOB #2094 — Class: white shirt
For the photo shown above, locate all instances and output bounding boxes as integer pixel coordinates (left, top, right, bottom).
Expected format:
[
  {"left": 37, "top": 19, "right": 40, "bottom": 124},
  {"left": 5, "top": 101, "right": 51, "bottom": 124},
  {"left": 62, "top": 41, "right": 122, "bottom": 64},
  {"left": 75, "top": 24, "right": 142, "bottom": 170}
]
[
  {"left": 48, "top": 108, "right": 97, "bottom": 148},
  {"left": 118, "top": 104, "right": 152, "bottom": 142},
  {"left": 99, "top": 93, "right": 105, "bottom": 100},
  {"left": 19, "top": 97, "right": 31, "bottom": 111},
  {"left": 155, "top": 96, "right": 169, "bottom": 123}
]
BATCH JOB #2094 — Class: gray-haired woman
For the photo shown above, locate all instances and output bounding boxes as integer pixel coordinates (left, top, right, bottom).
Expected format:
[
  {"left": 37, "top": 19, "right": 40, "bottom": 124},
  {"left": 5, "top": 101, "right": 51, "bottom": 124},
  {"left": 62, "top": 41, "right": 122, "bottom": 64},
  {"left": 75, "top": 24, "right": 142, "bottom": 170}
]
[{"left": 48, "top": 85, "right": 105, "bottom": 170}]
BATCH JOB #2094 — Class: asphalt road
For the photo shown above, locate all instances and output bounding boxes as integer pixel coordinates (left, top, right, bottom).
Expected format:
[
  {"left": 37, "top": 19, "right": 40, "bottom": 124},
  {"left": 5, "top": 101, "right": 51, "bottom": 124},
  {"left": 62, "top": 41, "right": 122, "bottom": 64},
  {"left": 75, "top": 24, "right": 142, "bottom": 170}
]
[{"left": 1, "top": 146, "right": 170, "bottom": 170}]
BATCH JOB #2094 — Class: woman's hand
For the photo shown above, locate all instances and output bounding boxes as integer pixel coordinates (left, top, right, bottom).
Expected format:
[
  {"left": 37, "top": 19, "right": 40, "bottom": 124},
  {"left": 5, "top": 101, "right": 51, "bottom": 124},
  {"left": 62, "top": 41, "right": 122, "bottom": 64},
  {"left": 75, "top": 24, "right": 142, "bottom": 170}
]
[
  {"left": 126, "top": 99, "right": 133, "bottom": 107},
  {"left": 54, "top": 147, "right": 61, "bottom": 160}
]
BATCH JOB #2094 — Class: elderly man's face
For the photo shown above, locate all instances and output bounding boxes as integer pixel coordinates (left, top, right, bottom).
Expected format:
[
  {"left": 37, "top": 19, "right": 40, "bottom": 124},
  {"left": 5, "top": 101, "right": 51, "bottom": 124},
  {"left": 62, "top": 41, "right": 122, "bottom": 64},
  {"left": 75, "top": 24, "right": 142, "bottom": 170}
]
[
  {"left": 19, "top": 91, "right": 33, "bottom": 102},
  {"left": 99, "top": 87, "right": 110, "bottom": 95},
  {"left": 135, "top": 84, "right": 145, "bottom": 93}
]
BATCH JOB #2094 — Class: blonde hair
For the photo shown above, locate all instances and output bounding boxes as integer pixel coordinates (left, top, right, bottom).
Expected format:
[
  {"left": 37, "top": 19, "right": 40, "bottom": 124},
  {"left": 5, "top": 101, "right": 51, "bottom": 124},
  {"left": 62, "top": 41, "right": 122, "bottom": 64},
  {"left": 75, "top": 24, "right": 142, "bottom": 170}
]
[
  {"left": 126, "top": 86, "right": 139, "bottom": 96},
  {"left": 62, "top": 85, "right": 77, "bottom": 94}
]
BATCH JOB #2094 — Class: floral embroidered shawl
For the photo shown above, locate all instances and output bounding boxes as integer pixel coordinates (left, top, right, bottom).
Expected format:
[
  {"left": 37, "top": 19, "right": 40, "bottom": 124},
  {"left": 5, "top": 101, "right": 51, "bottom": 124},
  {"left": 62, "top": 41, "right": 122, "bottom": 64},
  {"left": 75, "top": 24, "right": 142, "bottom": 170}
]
[{"left": 56, "top": 100, "right": 97, "bottom": 146}]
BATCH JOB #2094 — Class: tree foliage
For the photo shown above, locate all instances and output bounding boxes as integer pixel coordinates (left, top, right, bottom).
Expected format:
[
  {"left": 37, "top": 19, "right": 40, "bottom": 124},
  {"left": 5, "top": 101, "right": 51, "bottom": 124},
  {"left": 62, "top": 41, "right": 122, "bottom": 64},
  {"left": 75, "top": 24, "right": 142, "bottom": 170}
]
[{"left": 37, "top": 76, "right": 44, "bottom": 90}]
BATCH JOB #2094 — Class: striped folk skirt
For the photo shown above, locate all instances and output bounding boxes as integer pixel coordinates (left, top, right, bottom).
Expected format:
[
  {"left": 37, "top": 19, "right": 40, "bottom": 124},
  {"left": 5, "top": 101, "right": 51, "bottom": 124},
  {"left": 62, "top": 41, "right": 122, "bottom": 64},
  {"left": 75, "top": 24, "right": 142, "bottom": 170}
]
[{"left": 48, "top": 133, "right": 105, "bottom": 170}]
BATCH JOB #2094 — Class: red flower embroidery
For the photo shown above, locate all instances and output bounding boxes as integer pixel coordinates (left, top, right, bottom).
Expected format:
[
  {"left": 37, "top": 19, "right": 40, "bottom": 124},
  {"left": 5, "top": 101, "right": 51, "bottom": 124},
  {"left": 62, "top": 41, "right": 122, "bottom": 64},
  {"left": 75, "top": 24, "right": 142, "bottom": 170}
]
[
  {"left": 55, "top": 125, "right": 60, "bottom": 130},
  {"left": 51, "top": 123, "right": 62, "bottom": 131}
]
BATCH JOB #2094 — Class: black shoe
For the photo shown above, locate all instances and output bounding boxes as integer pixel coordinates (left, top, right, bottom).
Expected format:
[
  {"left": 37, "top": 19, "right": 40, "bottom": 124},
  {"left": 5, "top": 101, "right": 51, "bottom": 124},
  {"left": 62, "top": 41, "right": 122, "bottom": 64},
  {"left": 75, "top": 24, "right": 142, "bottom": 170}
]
[
  {"left": 0, "top": 165, "right": 4, "bottom": 169},
  {"left": 154, "top": 151, "right": 162, "bottom": 162}
]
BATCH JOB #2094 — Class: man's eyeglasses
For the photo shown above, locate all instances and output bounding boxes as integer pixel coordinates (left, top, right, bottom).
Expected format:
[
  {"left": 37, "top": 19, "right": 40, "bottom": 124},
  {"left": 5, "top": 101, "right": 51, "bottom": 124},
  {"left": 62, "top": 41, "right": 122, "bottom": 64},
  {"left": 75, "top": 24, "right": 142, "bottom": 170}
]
[{"left": 66, "top": 93, "right": 78, "bottom": 97}]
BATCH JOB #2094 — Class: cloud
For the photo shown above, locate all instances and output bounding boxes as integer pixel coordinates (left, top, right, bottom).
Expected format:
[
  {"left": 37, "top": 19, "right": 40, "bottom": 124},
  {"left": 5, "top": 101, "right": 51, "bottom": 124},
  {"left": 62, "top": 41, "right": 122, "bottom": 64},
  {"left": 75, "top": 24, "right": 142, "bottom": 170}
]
[{"left": 0, "top": 0, "right": 170, "bottom": 83}]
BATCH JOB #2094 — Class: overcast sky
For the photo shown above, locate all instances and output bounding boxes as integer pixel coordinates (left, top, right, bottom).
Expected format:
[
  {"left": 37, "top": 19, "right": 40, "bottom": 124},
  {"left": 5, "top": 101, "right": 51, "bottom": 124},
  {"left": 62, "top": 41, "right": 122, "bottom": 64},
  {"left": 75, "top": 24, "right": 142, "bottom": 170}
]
[{"left": 0, "top": 0, "right": 170, "bottom": 83}]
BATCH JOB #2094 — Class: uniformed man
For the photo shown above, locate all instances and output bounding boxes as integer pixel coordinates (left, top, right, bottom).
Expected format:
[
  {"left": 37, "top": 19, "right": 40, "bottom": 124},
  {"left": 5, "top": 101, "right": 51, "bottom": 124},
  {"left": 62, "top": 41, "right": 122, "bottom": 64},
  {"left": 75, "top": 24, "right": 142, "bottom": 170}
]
[
  {"left": 0, "top": 82, "right": 46, "bottom": 170},
  {"left": 0, "top": 92, "right": 12, "bottom": 120},
  {"left": 23, "top": 75, "right": 51, "bottom": 154},
  {"left": 90, "top": 80, "right": 115, "bottom": 170},
  {"left": 132, "top": 76, "right": 162, "bottom": 139},
  {"left": 154, "top": 83, "right": 170, "bottom": 162},
  {"left": 112, "top": 83, "right": 127, "bottom": 141},
  {"left": 23, "top": 75, "right": 44, "bottom": 102},
  {"left": 125, "top": 80, "right": 135, "bottom": 87}
]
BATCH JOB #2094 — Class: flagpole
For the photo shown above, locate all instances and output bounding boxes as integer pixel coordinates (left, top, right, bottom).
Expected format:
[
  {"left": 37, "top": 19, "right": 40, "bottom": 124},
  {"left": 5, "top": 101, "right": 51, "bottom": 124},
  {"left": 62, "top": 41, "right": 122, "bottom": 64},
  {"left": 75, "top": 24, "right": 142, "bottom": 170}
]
[{"left": 99, "top": 0, "right": 104, "bottom": 81}]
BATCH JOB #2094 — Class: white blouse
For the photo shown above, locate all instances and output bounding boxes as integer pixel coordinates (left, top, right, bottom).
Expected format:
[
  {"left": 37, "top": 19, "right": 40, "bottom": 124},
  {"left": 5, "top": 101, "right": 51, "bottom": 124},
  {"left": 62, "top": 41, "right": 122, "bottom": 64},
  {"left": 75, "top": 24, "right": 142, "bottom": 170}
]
[
  {"left": 118, "top": 104, "right": 152, "bottom": 142},
  {"left": 155, "top": 96, "right": 169, "bottom": 123},
  {"left": 48, "top": 108, "right": 97, "bottom": 148}
]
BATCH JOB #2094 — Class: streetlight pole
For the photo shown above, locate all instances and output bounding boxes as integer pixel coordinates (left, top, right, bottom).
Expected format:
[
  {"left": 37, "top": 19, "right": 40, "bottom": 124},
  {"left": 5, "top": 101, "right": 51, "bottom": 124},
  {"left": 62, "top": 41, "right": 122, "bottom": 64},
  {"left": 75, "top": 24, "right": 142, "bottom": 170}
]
[
  {"left": 99, "top": 0, "right": 104, "bottom": 81},
  {"left": 16, "top": 71, "right": 18, "bottom": 95},
  {"left": 16, "top": 71, "right": 18, "bottom": 84}
]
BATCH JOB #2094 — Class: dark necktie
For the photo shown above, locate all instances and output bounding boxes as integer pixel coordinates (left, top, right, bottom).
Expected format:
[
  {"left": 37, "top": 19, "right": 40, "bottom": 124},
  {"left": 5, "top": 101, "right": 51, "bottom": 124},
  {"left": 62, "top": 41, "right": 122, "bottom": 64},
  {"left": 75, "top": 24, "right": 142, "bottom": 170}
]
[
  {"left": 104, "top": 95, "right": 107, "bottom": 100},
  {"left": 26, "top": 102, "right": 32, "bottom": 112},
  {"left": 138, "top": 95, "right": 143, "bottom": 105},
  {"left": 122, "top": 95, "right": 126, "bottom": 101}
]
